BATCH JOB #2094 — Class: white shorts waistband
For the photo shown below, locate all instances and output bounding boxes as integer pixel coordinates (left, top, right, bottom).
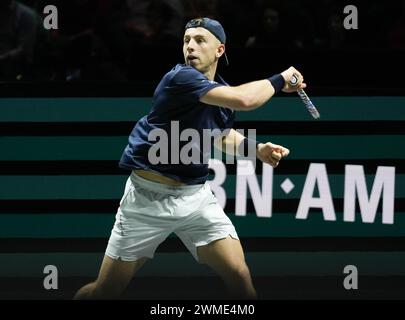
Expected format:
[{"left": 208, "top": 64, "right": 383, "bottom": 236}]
[{"left": 130, "top": 171, "right": 206, "bottom": 196}]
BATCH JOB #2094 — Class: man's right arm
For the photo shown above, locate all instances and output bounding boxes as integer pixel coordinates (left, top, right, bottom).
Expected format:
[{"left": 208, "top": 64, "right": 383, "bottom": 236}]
[{"left": 200, "top": 66, "right": 306, "bottom": 111}]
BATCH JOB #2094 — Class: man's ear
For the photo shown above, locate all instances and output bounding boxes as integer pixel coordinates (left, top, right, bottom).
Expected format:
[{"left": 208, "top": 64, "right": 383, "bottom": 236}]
[{"left": 217, "top": 44, "right": 225, "bottom": 58}]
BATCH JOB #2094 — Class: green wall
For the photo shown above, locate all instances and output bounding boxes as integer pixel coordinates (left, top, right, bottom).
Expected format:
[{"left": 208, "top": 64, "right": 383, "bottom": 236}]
[{"left": 1, "top": 97, "right": 404, "bottom": 277}]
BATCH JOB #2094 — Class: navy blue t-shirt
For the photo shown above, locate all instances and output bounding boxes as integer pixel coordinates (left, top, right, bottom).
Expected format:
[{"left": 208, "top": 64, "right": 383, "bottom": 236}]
[{"left": 119, "top": 64, "right": 235, "bottom": 184}]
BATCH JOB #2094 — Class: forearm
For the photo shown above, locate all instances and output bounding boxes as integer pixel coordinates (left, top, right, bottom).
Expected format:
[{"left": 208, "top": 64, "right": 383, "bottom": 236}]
[
  {"left": 214, "top": 129, "right": 290, "bottom": 168},
  {"left": 200, "top": 73, "right": 286, "bottom": 111},
  {"left": 231, "top": 79, "right": 275, "bottom": 110},
  {"left": 215, "top": 129, "right": 259, "bottom": 156}
]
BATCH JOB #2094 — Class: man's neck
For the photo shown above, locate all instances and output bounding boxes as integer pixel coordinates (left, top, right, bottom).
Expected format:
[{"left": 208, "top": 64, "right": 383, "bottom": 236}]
[{"left": 204, "top": 63, "right": 218, "bottom": 81}]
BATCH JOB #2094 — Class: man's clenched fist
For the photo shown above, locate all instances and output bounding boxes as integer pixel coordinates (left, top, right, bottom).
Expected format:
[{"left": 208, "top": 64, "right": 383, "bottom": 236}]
[{"left": 256, "top": 142, "right": 290, "bottom": 168}]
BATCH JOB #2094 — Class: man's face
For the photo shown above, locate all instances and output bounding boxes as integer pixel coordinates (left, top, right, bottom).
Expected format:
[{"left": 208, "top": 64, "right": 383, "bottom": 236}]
[{"left": 183, "top": 27, "right": 223, "bottom": 73}]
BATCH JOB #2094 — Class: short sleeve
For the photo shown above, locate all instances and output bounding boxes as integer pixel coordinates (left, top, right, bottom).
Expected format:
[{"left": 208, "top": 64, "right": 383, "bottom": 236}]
[{"left": 168, "top": 66, "right": 224, "bottom": 102}]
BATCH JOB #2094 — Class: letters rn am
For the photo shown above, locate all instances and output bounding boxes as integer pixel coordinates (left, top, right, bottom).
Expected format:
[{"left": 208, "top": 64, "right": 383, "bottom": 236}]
[{"left": 209, "top": 161, "right": 396, "bottom": 225}]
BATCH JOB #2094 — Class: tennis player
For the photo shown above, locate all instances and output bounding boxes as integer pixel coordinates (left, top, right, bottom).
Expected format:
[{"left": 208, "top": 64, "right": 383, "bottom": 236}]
[{"left": 74, "top": 17, "right": 306, "bottom": 300}]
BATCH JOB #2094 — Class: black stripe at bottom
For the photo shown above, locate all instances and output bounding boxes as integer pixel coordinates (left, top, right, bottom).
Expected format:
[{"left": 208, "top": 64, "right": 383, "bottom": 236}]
[{"left": 1, "top": 276, "right": 405, "bottom": 300}]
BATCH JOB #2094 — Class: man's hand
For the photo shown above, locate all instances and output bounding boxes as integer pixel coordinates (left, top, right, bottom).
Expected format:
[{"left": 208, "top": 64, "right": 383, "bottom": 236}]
[
  {"left": 281, "top": 66, "right": 307, "bottom": 93},
  {"left": 257, "top": 142, "right": 290, "bottom": 168}
]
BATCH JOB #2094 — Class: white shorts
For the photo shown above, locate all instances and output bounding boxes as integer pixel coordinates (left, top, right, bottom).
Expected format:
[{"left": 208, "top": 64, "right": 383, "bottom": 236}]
[{"left": 105, "top": 171, "right": 238, "bottom": 262}]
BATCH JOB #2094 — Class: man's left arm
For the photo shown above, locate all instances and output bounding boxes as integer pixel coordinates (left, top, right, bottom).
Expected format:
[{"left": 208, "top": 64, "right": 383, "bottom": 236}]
[{"left": 214, "top": 129, "right": 290, "bottom": 168}]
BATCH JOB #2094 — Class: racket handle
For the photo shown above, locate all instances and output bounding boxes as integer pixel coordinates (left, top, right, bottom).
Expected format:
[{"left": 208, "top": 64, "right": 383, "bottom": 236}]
[{"left": 290, "top": 74, "right": 320, "bottom": 119}]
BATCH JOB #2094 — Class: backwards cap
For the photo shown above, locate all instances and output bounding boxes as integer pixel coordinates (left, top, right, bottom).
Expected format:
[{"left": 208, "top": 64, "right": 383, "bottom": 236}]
[{"left": 184, "top": 17, "right": 229, "bottom": 66}]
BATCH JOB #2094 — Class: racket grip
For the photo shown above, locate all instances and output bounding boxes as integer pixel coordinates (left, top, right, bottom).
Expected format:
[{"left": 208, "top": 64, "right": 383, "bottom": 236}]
[
  {"left": 297, "top": 89, "right": 320, "bottom": 119},
  {"left": 289, "top": 74, "right": 320, "bottom": 119}
]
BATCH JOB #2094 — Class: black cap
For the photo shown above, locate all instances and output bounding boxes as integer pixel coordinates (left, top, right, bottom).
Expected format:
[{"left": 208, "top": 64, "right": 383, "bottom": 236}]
[{"left": 185, "top": 17, "right": 229, "bottom": 66}]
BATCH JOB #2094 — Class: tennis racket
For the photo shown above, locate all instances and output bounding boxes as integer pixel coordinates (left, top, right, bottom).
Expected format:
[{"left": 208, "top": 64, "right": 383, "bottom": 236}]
[{"left": 290, "top": 74, "right": 320, "bottom": 119}]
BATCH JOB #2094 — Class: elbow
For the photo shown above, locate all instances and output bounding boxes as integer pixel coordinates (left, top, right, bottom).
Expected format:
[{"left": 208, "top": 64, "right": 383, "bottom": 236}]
[{"left": 239, "top": 95, "right": 260, "bottom": 111}]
